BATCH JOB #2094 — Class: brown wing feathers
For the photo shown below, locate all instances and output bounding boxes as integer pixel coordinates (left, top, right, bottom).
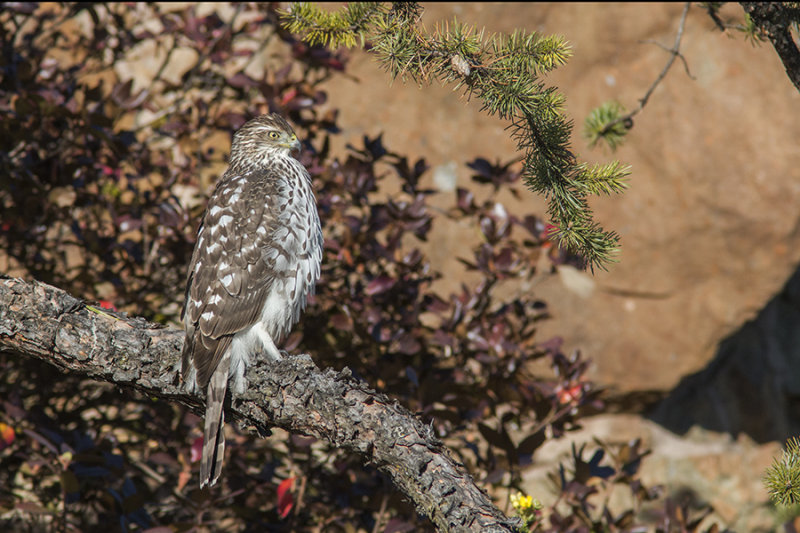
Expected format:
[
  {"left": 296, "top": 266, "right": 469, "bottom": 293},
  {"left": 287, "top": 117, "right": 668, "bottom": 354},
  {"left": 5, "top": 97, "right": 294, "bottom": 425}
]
[{"left": 182, "top": 169, "right": 279, "bottom": 387}]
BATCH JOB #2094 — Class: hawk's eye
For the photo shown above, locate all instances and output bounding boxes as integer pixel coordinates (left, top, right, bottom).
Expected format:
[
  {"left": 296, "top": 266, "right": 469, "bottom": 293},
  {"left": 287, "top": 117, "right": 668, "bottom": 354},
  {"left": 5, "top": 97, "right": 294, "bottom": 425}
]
[{"left": 268, "top": 131, "right": 280, "bottom": 139}]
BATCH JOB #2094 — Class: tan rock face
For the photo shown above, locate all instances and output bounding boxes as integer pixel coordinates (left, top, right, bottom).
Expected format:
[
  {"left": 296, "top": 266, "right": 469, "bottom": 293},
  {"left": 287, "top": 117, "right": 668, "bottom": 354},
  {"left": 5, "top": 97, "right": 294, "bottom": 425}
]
[
  {"left": 319, "top": 2, "right": 800, "bottom": 395},
  {"left": 524, "top": 414, "right": 782, "bottom": 531}
]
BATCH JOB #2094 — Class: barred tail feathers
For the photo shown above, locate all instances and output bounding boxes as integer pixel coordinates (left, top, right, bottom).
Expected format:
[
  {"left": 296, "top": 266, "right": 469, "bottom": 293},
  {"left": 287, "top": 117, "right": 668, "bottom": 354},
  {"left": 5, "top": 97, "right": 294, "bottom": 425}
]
[{"left": 200, "top": 352, "right": 230, "bottom": 488}]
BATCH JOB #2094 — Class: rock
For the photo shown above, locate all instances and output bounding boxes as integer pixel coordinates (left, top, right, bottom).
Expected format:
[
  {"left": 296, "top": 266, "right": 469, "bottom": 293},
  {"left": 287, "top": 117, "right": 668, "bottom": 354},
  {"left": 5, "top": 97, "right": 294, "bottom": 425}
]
[
  {"left": 521, "top": 414, "right": 781, "bottom": 531},
  {"left": 320, "top": 2, "right": 800, "bottom": 399},
  {"left": 651, "top": 264, "right": 800, "bottom": 442}
]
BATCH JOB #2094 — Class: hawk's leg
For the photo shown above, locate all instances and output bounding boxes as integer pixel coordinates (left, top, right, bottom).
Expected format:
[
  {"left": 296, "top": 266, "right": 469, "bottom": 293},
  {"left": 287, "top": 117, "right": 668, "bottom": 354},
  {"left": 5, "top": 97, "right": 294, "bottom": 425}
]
[
  {"left": 253, "top": 323, "right": 282, "bottom": 361},
  {"left": 229, "top": 321, "right": 283, "bottom": 395}
]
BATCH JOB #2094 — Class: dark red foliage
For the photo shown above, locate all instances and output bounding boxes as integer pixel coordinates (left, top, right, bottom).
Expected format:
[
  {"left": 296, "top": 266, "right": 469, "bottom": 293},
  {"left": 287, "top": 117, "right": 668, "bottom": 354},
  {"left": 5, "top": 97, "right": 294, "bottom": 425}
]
[{"left": 277, "top": 477, "right": 295, "bottom": 519}]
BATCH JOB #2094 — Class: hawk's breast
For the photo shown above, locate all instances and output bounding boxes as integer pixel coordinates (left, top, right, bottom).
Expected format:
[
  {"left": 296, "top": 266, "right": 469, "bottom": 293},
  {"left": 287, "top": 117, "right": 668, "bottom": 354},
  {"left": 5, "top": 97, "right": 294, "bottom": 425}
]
[{"left": 257, "top": 156, "right": 323, "bottom": 341}]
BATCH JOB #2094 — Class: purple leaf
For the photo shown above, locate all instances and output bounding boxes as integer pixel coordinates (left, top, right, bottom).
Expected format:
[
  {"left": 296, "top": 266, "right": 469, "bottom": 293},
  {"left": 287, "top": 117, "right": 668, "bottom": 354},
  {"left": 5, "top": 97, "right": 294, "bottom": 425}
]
[{"left": 365, "top": 275, "right": 395, "bottom": 295}]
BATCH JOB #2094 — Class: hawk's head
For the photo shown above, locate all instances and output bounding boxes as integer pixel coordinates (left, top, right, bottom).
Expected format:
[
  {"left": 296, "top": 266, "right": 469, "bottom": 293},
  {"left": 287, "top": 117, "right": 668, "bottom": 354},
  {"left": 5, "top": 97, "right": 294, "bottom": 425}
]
[{"left": 230, "top": 113, "right": 301, "bottom": 165}]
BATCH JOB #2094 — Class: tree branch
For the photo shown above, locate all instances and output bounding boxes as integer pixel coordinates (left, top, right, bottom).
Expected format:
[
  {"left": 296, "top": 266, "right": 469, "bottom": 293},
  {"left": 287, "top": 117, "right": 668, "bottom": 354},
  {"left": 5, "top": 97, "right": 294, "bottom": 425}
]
[
  {"left": 0, "top": 276, "right": 519, "bottom": 532},
  {"left": 741, "top": 2, "right": 800, "bottom": 94},
  {"left": 599, "top": 2, "right": 693, "bottom": 136}
]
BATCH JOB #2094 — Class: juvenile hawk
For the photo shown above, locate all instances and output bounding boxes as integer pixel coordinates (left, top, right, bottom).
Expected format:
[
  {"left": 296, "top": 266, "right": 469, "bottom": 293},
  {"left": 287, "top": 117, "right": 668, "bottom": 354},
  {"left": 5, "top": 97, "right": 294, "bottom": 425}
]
[{"left": 181, "top": 113, "right": 323, "bottom": 488}]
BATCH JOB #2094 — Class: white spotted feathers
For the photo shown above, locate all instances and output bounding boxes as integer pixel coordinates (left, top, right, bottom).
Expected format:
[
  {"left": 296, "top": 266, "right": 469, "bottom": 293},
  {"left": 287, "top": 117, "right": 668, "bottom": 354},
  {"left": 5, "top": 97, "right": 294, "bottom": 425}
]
[{"left": 180, "top": 113, "right": 322, "bottom": 488}]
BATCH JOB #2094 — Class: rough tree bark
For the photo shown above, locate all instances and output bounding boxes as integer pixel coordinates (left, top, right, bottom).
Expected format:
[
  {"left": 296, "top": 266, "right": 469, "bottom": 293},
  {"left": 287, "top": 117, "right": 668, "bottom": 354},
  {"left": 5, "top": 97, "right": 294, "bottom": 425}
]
[
  {"left": 741, "top": 2, "right": 800, "bottom": 94},
  {"left": 0, "top": 276, "right": 520, "bottom": 533}
]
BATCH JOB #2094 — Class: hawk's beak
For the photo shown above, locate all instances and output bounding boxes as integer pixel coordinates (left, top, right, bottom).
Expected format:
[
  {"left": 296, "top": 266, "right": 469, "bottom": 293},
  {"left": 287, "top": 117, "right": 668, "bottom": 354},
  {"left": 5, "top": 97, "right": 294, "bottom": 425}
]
[{"left": 284, "top": 134, "right": 301, "bottom": 154}]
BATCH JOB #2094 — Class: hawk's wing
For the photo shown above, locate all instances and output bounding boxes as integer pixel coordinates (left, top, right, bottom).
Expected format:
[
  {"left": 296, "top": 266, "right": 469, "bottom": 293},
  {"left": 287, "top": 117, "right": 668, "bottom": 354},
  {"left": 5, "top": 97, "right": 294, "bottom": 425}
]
[{"left": 181, "top": 168, "right": 282, "bottom": 388}]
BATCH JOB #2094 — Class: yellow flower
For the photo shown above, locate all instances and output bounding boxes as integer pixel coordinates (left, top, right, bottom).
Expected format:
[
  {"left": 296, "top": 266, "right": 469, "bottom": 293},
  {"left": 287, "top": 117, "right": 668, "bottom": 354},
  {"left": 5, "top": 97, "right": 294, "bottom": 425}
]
[{"left": 511, "top": 492, "right": 534, "bottom": 511}]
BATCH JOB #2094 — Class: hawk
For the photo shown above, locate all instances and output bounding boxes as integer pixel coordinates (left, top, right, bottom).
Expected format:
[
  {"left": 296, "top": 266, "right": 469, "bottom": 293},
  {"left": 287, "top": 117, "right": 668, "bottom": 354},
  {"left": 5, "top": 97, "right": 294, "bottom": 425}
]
[{"left": 181, "top": 113, "right": 323, "bottom": 488}]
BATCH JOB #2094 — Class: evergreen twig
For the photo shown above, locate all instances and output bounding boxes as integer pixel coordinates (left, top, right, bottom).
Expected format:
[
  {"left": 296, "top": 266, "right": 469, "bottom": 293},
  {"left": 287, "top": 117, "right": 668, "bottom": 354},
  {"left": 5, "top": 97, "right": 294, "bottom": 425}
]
[
  {"left": 585, "top": 2, "right": 693, "bottom": 150},
  {"left": 765, "top": 437, "right": 800, "bottom": 506},
  {"left": 280, "top": 2, "right": 630, "bottom": 271}
]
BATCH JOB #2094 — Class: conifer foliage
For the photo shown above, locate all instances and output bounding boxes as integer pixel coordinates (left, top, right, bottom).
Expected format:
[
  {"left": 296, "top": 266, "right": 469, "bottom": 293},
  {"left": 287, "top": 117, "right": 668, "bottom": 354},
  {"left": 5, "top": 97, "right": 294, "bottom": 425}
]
[{"left": 282, "top": 2, "right": 630, "bottom": 271}]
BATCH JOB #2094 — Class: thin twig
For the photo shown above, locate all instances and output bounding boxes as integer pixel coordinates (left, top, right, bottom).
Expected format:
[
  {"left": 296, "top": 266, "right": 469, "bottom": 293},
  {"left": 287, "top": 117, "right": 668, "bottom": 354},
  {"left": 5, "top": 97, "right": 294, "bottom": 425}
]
[
  {"left": 706, "top": 3, "right": 728, "bottom": 32},
  {"left": 599, "top": 2, "right": 693, "bottom": 135},
  {"left": 371, "top": 492, "right": 390, "bottom": 533},
  {"left": 703, "top": 5, "right": 748, "bottom": 35},
  {"left": 295, "top": 474, "right": 307, "bottom": 515}
]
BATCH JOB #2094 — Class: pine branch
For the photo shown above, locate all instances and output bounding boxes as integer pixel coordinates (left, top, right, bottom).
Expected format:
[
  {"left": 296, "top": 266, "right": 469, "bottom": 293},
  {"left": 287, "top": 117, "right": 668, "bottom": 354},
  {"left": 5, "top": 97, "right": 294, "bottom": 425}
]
[
  {"left": 741, "top": 2, "right": 800, "bottom": 93},
  {"left": 0, "top": 276, "right": 520, "bottom": 533},
  {"left": 765, "top": 437, "right": 800, "bottom": 506},
  {"left": 280, "top": 2, "right": 387, "bottom": 48},
  {"left": 280, "top": 2, "right": 628, "bottom": 271}
]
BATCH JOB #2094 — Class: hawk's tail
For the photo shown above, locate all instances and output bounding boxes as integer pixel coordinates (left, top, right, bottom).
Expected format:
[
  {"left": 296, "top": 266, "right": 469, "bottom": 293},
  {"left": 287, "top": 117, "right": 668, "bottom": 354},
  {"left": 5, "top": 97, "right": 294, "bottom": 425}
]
[{"left": 200, "top": 357, "right": 229, "bottom": 488}]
